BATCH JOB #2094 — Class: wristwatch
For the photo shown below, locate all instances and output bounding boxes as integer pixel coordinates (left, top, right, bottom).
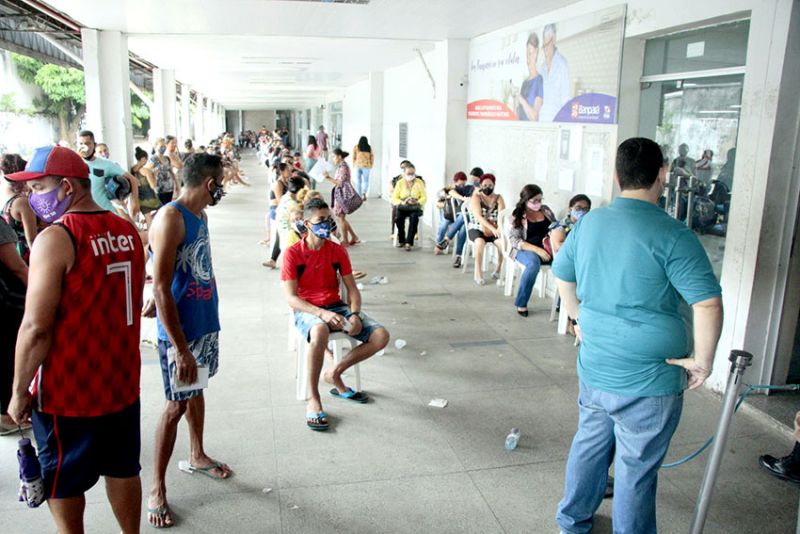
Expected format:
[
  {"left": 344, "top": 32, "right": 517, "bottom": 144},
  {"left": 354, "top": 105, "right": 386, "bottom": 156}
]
[{"left": 570, "top": 318, "right": 579, "bottom": 326}]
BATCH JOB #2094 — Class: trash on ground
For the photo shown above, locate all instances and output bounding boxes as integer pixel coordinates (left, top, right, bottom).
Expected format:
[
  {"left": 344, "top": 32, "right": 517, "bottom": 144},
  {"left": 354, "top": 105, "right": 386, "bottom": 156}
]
[
  {"left": 394, "top": 339, "right": 407, "bottom": 350},
  {"left": 369, "top": 276, "right": 382, "bottom": 285},
  {"left": 379, "top": 277, "right": 389, "bottom": 285},
  {"left": 289, "top": 504, "right": 300, "bottom": 510},
  {"left": 262, "top": 488, "right": 273, "bottom": 494},
  {"left": 420, "top": 351, "right": 427, "bottom": 356},
  {"left": 505, "top": 428, "right": 521, "bottom": 450},
  {"left": 356, "top": 283, "right": 365, "bottom": 290},
  {"left": 428, "top": 398, "right": 448, "bottom": 408}
]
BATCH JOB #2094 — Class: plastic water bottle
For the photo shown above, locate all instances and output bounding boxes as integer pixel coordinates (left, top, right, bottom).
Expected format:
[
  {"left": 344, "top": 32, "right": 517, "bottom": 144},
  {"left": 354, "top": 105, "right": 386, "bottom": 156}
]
[
  {"left": 504, "top": 428, "right": 521, "bottom": 450},
  {"left": 17, "top": 438, "right": 45, "bottom": 508}
]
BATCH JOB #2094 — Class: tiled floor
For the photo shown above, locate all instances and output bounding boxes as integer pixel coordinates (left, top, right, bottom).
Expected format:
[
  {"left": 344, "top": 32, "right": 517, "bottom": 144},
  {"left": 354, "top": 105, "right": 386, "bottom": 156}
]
[{"left": 1, "top": 151, "right": 797, "bottom": 533}]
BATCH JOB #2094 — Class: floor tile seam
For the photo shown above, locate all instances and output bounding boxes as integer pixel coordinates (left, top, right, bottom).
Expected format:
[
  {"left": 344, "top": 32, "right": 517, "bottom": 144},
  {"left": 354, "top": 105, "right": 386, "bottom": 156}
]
[{"left": 273, "top": 466, "right": 481, "bottom": 493}]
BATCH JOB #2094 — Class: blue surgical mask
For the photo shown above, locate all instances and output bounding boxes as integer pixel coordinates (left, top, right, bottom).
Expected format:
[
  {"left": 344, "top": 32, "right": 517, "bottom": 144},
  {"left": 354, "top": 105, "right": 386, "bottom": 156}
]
[
  {"left": 571, "top": 208, "right": 587, "bottom": 221},
  {"left": 158, "top": 146, "right": 167, "bottom": 155},
  {"left": 310, "top": 219, "right": 332, "bottom": 239}
]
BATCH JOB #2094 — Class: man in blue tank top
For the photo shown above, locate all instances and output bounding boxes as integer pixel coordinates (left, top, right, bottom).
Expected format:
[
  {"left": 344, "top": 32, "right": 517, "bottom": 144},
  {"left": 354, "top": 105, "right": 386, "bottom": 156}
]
[{"left": 145, "top": 153, "right": 231, "bottom": 528}]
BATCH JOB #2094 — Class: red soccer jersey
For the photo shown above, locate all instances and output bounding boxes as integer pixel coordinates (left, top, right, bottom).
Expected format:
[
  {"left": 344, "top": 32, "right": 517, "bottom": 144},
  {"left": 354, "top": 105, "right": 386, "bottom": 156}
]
[
  {"left": 280, "top": 238, "right": 352, "bottom": 307},
  {"left": 32, "top": 211, "right": 145, "bottom": 417}
]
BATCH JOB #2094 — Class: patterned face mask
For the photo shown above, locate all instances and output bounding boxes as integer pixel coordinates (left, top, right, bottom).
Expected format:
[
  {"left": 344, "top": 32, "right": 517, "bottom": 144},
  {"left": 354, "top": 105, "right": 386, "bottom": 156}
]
[{"left": 310, "top": 219, "right": 332, "bottom": 239}]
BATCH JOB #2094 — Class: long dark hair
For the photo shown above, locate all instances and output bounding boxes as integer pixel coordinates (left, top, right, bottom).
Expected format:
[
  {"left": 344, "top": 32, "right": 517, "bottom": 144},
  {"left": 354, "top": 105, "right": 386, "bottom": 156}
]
[
  {"left": 307, "top": 135, "right": 318, "bottom": 148},
  {"left": 512, "top": 184, "right": 543, "bottom": 228},
  {"left": 357, "top": 136, "right": 371, "bottom": 153}
]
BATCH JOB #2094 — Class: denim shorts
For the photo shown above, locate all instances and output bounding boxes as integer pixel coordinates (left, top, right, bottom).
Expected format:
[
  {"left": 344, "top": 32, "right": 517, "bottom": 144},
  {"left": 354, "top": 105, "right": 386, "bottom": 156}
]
[{"left": 294, "top": 303, "right": 383, "bottom": 344}]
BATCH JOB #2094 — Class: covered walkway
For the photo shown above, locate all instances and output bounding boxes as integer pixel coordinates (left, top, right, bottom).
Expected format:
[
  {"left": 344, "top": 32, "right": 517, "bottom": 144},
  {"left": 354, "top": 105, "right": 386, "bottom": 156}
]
[{"left": 0, "top": 152, "right": 794, "bottom": 533}]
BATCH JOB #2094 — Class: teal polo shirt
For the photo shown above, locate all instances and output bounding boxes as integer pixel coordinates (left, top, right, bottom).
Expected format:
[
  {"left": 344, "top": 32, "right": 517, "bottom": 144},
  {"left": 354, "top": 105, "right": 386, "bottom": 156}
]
[
  {"left": 552, "top": 197, "right": 721, "bottom": 397},
  {"left": 85, "top": 157, "right": 126, "bottom": 212}
]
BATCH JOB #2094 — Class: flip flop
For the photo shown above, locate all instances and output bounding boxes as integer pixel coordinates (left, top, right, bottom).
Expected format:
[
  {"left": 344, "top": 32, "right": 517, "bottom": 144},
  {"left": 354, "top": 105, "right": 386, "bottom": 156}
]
[
  {"left": 177, "top": 460, "right": 232, "bottom": 479},
  {"left": 147, "top": 504, "right": 174, "bottom": 529},
  {"left": 306, "top": 411, "right": 329, "bottom": 431},
  {"left": 329, "top": 387, "right": 369, "bottom": 404},
  {"left": 0, "top": 421, "right": 31, "bottom": 436}
]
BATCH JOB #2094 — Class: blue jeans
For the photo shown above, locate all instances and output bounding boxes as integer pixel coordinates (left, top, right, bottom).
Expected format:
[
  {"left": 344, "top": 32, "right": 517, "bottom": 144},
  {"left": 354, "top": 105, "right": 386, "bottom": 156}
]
[
  {"left": 513, "top": 250, "right": 541, "bottom": 308},
  {"left": 556, "top": 381, "right": 683, "bottom": 534},
  {"left": 356, "top": 167, "right": 371, "bottom": 195},
  {"left": 438, "top": 214, "right": 466, "bottom": 255}
]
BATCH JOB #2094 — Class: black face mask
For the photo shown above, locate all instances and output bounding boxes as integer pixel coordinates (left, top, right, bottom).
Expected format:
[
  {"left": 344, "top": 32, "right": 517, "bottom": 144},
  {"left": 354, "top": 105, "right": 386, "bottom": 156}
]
[
  {"left": 209, "top": 180, "right": 226, "bottom": 206},
  {"left": 482, "top": 186, "right": 494, "bottom": 195}
]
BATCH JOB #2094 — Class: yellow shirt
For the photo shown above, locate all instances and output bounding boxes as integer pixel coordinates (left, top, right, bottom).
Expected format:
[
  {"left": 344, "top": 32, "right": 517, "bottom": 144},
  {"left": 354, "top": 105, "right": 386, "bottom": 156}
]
[
  {"left": 352, "top": 146, "right": 374, "bottom": 169},
  {"left": 392, "top": 178, "right": 427, "bottom": 207}
]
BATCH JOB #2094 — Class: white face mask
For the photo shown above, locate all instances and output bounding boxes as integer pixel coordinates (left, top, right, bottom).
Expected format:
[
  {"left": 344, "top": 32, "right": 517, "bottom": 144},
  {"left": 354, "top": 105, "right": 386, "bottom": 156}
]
[{"left": 405, "top": 174, "right": 415, "bottom": 182}]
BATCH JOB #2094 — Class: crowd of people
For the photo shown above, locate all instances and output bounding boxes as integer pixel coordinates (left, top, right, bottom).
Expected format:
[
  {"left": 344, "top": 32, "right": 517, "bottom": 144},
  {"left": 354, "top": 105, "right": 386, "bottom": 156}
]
[{"left": 1, "top": 127, "right": 795, "bottom": 534}]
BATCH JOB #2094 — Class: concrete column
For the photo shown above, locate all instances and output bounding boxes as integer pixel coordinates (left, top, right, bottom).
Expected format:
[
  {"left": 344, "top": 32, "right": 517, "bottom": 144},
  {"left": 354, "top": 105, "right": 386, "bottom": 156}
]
[
  {"left": 195, "top": 92, "right": 205, "bottom": 144},
  {"left": 368, "top": 72, "right": 384, "bottom": 198},
  {"left": 152, "top": 68, "right": 177, "bottom": 139},
  {"left": 238, "top": 110, "right": 243, "bottom": 137},
  {"left": 81, "top": 29, "right": 133, "bottom": 166},
  {"left": 180, "top": 83, "right": 192, "bottom": 142}
]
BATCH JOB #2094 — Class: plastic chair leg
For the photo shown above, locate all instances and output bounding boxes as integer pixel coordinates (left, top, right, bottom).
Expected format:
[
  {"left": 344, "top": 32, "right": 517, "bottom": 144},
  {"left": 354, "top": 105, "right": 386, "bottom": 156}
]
[{"left": 296, "top": 332, "right": 308, "bottom": 401}]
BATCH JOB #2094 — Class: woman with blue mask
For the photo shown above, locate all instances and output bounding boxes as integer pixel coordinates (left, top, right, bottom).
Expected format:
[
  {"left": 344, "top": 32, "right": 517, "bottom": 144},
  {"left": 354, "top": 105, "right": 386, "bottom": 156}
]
[{"left": 549, "top": 193, "right": 592, "bottom": 254}]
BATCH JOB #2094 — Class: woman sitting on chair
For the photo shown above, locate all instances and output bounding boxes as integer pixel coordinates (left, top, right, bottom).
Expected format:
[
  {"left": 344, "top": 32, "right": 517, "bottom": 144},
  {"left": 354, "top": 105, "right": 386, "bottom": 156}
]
[
  {"left": 505, "top": 184, "right": 555, "bottom": 316},
  {"left": 391, "top": 164, "right": 427, "bottom": 251},
  {"left": 468, "top": 174, "right": 505, "bottom": 285}
]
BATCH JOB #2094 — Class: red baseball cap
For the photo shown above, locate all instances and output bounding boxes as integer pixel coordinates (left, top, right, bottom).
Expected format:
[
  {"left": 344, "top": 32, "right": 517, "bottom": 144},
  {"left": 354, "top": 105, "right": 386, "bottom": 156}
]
[{"left": 5, "top": 145, "right": 89, "bottom": 182}]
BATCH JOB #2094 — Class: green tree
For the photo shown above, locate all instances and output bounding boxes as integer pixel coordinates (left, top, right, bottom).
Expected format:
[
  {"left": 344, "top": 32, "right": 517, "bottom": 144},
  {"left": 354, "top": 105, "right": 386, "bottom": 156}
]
[
  {"left": 12, "top": 53, "right": 85, "bottom": 145},
  {"left": 11, "top": 52, "right": 152, "bottom": 143}
]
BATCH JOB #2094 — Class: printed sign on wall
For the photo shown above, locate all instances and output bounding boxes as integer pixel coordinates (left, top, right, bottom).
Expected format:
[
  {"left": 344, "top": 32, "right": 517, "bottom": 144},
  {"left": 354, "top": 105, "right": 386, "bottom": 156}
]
[{"left": 467, "top": 5, "right": 626, "bottom": 124}]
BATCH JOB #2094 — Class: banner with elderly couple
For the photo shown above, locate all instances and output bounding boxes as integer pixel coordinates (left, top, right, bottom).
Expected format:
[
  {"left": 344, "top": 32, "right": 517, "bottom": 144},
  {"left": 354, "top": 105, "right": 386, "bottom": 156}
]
[{"left": 467, "top": 5, "right": 626, "bottom": 124}]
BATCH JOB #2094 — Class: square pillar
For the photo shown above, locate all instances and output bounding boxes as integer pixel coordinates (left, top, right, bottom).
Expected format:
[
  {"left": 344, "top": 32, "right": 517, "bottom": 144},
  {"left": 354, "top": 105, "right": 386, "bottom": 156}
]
[
  {"left": 152, "top": 68, "right": 177, "bottom": 139},
  {"left": 195, "top": 93, "right": 205, "bottom": 144},
  {"left": 368, "top": 72, "right": 384, "bottom": 198},
  {"left": 81, "top": 29, "right": 133, "bottom": 166},
  {"left": 180, "top": 83, "right": 192, "bottom": 142}
]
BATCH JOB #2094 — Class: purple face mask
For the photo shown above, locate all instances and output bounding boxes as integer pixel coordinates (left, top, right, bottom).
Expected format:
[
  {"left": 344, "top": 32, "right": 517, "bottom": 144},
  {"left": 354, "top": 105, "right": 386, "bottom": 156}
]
[{"left": 29, "top": 184, "right": 71, "bottom": 223}]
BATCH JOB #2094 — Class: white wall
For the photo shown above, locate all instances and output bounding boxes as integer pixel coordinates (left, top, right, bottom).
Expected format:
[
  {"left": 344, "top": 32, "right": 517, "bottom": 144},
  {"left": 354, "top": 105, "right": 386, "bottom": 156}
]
[{"left": 342, "top": 79, "right": 370, "bottom": 153}]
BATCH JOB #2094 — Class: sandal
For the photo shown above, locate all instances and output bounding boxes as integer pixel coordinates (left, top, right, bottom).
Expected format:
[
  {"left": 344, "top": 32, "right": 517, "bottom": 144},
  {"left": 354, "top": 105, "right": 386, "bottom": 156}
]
[
  {"left": 306, "top": 411, "right": 329, "bottom": 431},
  {"left": 147, "top": 504, "right": 174, "bottom": 529},
  {"left": 329, "top": 387, "right": 369, "bottom": 403},
  {"left": 178, "top": 460, "right": 232, "bottom": 479}
]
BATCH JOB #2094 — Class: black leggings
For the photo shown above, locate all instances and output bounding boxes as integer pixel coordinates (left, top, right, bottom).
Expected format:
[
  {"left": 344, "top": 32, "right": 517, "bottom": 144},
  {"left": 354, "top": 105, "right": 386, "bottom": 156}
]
[
  {"left": 0, "top": 308, "right": 23, "bottom": 415},
  {"left": 270, "top": 232, "right": 281, "bottom": 262},
  {"left": 396, "top": 209, "right": 421, "bottom": 245}
]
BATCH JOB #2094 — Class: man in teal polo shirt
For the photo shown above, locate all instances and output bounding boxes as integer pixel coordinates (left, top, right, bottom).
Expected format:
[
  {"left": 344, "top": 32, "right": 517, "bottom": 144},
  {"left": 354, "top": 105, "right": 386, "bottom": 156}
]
[
  {"left": 77, "top": 130, "right": 139, "bottom": 221},
  {"left": 553, "top": 137, "right": 723, "bottom": 534}
]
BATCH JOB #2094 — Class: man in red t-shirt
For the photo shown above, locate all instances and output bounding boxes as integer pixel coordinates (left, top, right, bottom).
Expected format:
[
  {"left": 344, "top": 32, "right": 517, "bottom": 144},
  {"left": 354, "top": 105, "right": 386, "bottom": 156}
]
[
  {"left": 8, "top": 145, "right": 144, "bottom": 534},
  {"left": 281, "top": 198, "right": 389, "bottom": 431}
]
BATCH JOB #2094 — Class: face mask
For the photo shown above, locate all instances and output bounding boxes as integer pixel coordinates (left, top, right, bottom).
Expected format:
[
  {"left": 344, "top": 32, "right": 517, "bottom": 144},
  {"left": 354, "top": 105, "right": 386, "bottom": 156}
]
[
  {"left": 405, "top": 174, "right": 415, "bottom": 182},
  {"left": 29, "top": 183, "right": 71, "bottom": 223},
  {"left": 209, "top": 180, "right": 226, "bottom": 206},
  {"left": 309, "top": 219, "right": 332, "bottom": 239},
  {"left": 526, "top": 200, "right": 541, "bottom": 211},
  {"left": 293, "top": 220, "right": 308, "bottom": 236},
  {"left": 158, "top": 146, "right": 167, "bottom": 155},
  {"left": 482, "top": 186, "right": 494, "bottom": 195},
  {"left": 571, "top": 208, "right": 586, "bottom": 221}
]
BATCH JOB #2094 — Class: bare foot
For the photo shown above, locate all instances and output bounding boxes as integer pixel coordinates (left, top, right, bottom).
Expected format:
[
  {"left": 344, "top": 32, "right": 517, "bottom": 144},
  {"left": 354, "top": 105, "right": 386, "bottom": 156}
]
[
  {"left": 306, "top": 398, "right": 324, "bottom": 415},
  {"left": 322, "top": 369, "right": 347, "bottom": 393},
  {"left": 147, "top": 490, "right": 174, "bottom": 528}
]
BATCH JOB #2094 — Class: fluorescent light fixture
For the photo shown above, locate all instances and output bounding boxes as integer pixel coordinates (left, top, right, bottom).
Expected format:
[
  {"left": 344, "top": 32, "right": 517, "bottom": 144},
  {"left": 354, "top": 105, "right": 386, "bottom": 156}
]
[{"left": 697, "top": 110, "right": 739, "bottom": 114}]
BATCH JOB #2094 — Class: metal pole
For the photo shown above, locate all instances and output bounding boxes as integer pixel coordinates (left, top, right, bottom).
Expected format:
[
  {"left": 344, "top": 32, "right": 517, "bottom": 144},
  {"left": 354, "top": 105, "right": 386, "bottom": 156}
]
[
  {"left": 686, "top": 176, "right": 696, "bottom": 229},
  {"left": 689, "top": 350, "right": 753, "bottom": 534}
]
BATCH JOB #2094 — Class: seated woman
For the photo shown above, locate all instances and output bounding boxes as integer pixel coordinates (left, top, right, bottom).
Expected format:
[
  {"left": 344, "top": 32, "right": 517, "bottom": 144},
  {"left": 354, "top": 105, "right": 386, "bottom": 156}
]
[
  {"left": 505, "top": 184, "right": 555, "bottom": 316},
  {"left": 549, "top": 193, "right": 591, "bottom": 254},
  {"left": 468, "top": 174, "right": 505, "bottom": 285},
  {"left": 391, "top": 164, "right": 427, "bottom": 251},
  {"left": 434, "top": 171, "right": 467, "bottom": 255}
]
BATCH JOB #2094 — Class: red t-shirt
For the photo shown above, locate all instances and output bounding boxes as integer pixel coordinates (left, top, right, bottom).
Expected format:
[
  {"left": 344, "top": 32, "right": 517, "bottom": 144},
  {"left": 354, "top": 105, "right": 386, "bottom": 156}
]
[
  {"left": 32, "top": 211, "right": 145, "bottom": 417},
  {"left": 280, "top": 238, "right": 352, "bottom": 307}
]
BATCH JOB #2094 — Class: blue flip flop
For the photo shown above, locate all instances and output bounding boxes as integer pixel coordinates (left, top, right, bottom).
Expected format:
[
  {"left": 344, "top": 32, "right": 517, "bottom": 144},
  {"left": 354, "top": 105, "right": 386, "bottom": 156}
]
[
  {"left": 306, "top": 411, "right": 329, "bottom": 431},
  {"left": 329, "top": 387, "right": 369, "bottom": 404}
]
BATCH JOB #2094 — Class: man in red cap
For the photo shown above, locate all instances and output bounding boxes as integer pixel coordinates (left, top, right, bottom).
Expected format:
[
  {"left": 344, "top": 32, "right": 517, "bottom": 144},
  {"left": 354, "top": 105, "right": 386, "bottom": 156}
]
[{"left": 7, "top": 145, "right": 145, "bottom": 534}]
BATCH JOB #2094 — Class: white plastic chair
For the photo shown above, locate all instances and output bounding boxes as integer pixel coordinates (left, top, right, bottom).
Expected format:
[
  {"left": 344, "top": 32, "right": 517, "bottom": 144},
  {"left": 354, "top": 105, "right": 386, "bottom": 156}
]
[
  {"left": 295, "top": 331, "right": 362, "bottom": 401},
  {"left": 461, "top": 202, "right": 498, "bottom": 275}
]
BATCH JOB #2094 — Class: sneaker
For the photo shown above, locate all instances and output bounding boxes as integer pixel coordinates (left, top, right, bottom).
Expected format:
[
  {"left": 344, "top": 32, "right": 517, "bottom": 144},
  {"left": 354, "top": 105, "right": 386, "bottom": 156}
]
[
  {"left": 396, "top": 241, "right": 405, "bottom": 248},
  {"left": 759, "top": 454, "right": 800, "bottom": 485},
  {"left": 404, "top": 244, "right": 412, "bottom": 251},
  {"left": 452, "top": 256, "right": 462, "bottom": 269},
  {"left": 474, "top": 278, "right": 486, "bottom": 286}
]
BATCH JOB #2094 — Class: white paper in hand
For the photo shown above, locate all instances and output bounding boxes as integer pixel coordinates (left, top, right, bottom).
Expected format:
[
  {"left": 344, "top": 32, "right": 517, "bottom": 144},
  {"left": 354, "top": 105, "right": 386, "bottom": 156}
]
[
  {"left": 308, "top": 159, "right": 333, "bottom": 183},
  {"left": 167, "top": 346, "right": 210, "bottom": 393}
]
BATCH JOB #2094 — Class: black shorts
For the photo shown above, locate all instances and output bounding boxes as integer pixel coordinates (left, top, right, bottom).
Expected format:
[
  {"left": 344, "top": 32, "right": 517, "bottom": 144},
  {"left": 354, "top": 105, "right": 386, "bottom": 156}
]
[
  {"left": 32, "top": 399, "right": 141, "bottom": 499},
  {"left": 468, "top": 229, "right": 497, "bottom": 243}
]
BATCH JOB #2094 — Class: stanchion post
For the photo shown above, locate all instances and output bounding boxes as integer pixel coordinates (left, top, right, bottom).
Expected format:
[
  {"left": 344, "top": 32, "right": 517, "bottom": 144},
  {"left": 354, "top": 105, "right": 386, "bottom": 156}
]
[{"left": 689, "top": 350, "right": 753, "bottom": 534}]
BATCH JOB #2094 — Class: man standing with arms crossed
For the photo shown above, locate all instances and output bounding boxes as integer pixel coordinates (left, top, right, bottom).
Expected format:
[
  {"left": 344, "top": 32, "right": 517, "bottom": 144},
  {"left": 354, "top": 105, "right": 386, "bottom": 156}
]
[
  {"left": 8, "top": 145, "right": 145, "bottom": 533},
  {"left": 146, "top": 153, "right": 232, "bottom": 528},
  {"left": 553, "top": 137, "right": 723, "bottom": 534}
]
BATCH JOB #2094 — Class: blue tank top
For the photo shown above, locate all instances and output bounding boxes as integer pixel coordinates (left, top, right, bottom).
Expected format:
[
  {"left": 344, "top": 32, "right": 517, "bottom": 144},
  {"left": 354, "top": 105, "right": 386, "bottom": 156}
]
[{"left": 157, "top": 202, "right": 220, "bottom": 341}]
